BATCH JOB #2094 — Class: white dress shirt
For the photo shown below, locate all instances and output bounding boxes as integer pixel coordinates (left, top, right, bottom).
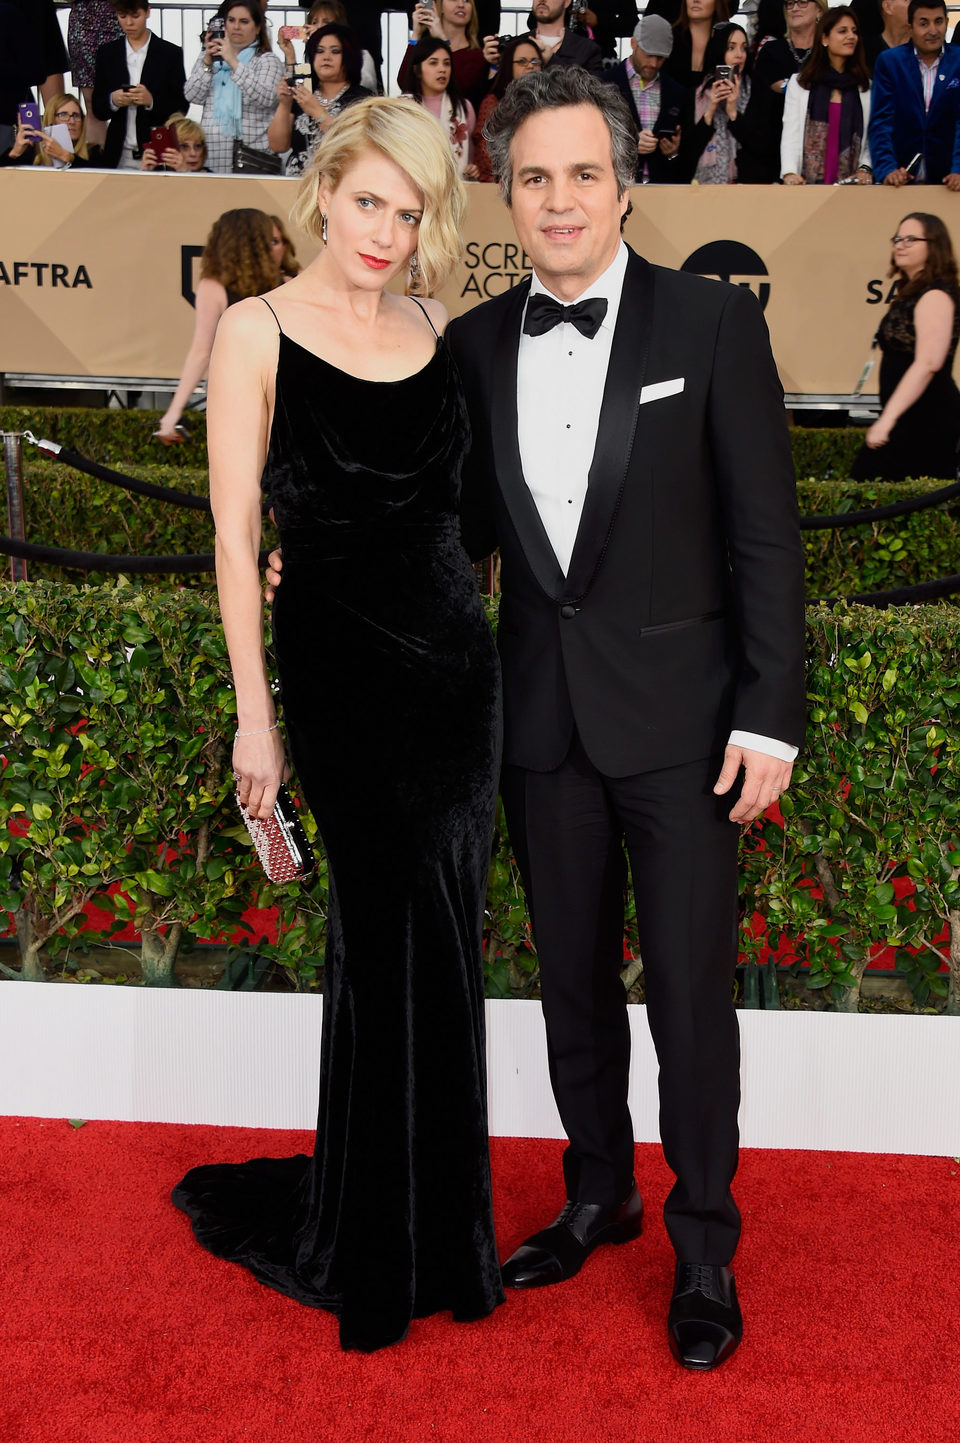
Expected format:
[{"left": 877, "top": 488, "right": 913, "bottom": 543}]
[
  {"left": 516, "top": 242, "right": 798, "bottom": 766},
  {"left": 108, "top": 33, "right": 152, "bottom": 158}
]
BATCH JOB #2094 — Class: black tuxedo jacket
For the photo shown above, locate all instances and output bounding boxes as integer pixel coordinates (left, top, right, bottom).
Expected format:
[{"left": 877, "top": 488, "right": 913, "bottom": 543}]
[
  {"left": 446, "top": 249, "right": 807, "bottom": 778},
  {"left": 92, "top": 34, "right": 186, "bottom": 168}
]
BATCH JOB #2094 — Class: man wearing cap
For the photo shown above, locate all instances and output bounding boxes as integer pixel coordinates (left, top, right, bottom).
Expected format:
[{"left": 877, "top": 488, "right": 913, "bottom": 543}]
[{"left": 605, "top": 15, "right": 687, "bottom": 182}]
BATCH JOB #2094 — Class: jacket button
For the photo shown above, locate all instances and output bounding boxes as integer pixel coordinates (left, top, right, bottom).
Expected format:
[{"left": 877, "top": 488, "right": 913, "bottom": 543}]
[{"left": 560, "top": 603, "right": 578, "bottom": 619}]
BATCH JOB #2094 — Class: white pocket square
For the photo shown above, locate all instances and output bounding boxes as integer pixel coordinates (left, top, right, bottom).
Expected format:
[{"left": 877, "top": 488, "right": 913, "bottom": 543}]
[{"left": 639, "top": 377, "right": 685, "bottom": 405}]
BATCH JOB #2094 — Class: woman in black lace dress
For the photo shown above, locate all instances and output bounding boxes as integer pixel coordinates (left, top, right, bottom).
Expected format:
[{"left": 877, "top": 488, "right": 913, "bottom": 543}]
[
  {"left": 172, "top": 96, "right": 504, "bottom": 1354},
  {"left": 851, "top": 212, "right": 960, "bottom": 481}
]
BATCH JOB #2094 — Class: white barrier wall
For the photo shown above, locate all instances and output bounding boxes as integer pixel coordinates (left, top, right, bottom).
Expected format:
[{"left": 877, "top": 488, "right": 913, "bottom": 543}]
[{"left": 1, "top": 984, "right": 957, "bottom": 1155}]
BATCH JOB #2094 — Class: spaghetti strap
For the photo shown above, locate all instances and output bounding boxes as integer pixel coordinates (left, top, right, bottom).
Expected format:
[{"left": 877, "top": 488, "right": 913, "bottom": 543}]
[
  {"left": 260, "top": 297, "right": 284, "bottom": 334},
  {"left": 410, "top": 296, "right": 441, "bottom": 340}
]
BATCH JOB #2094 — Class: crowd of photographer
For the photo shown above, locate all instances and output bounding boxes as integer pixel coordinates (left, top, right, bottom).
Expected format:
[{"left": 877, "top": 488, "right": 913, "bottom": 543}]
[{"left": 3, "top": 0, "right": 960, "bottom": 186}]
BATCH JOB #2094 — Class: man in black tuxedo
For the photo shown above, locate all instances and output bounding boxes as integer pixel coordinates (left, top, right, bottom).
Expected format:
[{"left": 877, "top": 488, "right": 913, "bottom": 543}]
[
  {"left": 92, "top": 2, "right": 186, "bottom": 170},
  {"left": 445, "top": 67, "right": 806, "bottom": 1370}
]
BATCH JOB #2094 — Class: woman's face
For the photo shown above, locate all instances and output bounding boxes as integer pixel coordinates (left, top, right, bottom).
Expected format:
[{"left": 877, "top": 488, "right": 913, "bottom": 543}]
[
  {"left": 420, "top": 49, "right": 451, "bottom": 95},
  {"left": 180, "top": 136, "right": 205, "bottom": 169},
  {"left": 686, "top": 0, "right": 715, "bottom": 21},
  {"left": 891, "top": 218, "right": 928, "bottom": 277},
  {"left": 725, "top": 30, "right": 747, "bottom": 70},
  {"left": 441, "top": 0, "right": 473, "bottom": 28},
  {"left": 512, "top": 42, "right": 543, "bottom": 79},
  {"left": 226, "top": 7, "right": 259, "bottom": 48},
  {"left": 52, "top": 101, "right": 83, "bottom": 142},
  {"left": 319, "top": 149, "right": 423, "bottom": 291},
  {"left": 825, "top": 16, "right": 859, "bottom": 65},
  {"left": 313, "top": 36, "right": 346, "bottom": 83},
  {"left": 270, "top": 225, "right": 286, "bottom": 267},
  {"left": 785, "top": 0, "right": 820, "bottom": 31}
]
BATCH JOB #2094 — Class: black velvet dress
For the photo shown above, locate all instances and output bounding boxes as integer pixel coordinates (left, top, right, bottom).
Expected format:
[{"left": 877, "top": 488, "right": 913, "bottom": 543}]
[
  {"left": 850, "top": 281, "right": 960, "bottom": 481},
  {"left": 172, "top": 301, "right": 504, "bottom": 1353}
]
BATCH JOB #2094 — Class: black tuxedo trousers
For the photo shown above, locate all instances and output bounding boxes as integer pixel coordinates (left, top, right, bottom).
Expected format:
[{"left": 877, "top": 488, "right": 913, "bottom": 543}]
[{"left": 501, "top": 739, "right": 742, "bottom": 1264}]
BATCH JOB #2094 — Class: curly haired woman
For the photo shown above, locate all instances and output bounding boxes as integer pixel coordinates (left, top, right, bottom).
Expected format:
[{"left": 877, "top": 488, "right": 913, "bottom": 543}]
[{"left": 155, "top": 208, "right": 281, "bottom": 443}]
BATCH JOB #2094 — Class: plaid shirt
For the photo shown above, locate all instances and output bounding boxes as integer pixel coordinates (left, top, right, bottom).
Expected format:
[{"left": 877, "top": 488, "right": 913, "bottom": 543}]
[
  {"left": 625, "top": 57, "right": 662, "bottom": 182},
  {"left": 184, "top": 51, "right": 284, "bottom": 173}
]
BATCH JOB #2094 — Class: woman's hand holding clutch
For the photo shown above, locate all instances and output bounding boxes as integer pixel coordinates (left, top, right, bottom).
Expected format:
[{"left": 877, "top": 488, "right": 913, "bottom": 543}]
[{"left": 233, "top": 725, "right": 289, "bottom": 820}]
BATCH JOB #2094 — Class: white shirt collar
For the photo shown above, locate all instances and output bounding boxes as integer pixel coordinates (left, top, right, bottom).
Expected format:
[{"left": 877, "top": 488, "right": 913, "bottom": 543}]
[{"left": 527, "top": 241, "right": 629, "bottom": 333}]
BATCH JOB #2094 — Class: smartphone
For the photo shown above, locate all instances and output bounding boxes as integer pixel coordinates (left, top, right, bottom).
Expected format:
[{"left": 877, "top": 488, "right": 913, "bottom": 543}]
[
  {"left": 17, "top": 101, "right": 41, "bottom": 131},
  {"left": 285, "top": 62, "right": 312, "bottom": 82},
  {"left": 715, "top": 65, "right": 732, "bottom": 83},
  {"left": 207, "top": 16, "right": 226, "bottom": 39},
  {"left": 148, "top": 124, "right": 179, "bottom": 160},
  {"left": 280, "top": 25, "right": 308, "bottom": 41},
  {"left": 653, "top": 105, "right": 681, "bottom": 138},
  {"left": 421, "top": 0, "right": 435, "bottom": 10}
]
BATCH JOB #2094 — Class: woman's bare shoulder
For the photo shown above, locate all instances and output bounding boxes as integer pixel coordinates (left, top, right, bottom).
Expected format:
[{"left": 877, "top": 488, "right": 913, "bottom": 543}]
[
  {"left": 215, "top": 293, "right": 283, "bottom": 343},
  {"left": 411, "top": 295, "right": 449, "bottom": 335}
]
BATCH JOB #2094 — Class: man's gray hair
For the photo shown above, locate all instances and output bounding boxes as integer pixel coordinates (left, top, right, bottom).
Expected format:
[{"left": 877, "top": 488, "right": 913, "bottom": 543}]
[{"left": 483, "top": 66, "right": 639, "bottom": 202}]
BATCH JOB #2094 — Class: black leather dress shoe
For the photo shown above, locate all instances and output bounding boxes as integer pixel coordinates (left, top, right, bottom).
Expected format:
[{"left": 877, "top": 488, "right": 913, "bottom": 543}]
[
  {"left": 501, "top": 1182, "right": 643, "bottom": 1288},
  {"left": 668, "top": 1262, "right": 743, "bottom": 1371}
]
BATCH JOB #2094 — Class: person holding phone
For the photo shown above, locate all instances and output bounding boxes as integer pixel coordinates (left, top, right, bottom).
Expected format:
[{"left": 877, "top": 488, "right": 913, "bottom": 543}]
[
  {"left": 140, "top": 112, "right": 209, "bottom": 170},
  {"left": 686, "top": 21, "right": 750, "bottom": 183},
  {"left": 277, "top": 2, "right": 378, "bottom": 92},
  {"left": 267, "top": 22, "right": 371, "bottom": 174},
  {"left": 604, "top": 15, "right": 686, "bottom": 183},
  {"left": 91, "top": 2, "right": 186, "bottom": 170},
  {"left": 660, "top": 0, "right": 731, "bottom": 92},
  {"left": 869, "top": 0, "right": 960, "bottom": 190},
  {"left": 6, "top": 91, "right": 102, "bottom": 167},
  {"left": 398, "top": 0, "right": 491, "bottom": 111},
  {"left": 184, "top": 0, "right": 283, "bottom": 173},
  {"left": 781, "top": 6, "right": 872, "bottom": 184},
  {"left": 473, "top": 34, "right": 542, "bottom": 182}
]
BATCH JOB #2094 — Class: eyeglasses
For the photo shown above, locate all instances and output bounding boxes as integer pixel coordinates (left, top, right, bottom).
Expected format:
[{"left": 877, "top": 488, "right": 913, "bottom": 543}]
[
  {"left": 784, "top": 1, "right": 814, "bottom": 8},
  {"left": 890, "top": 235, "right": 926, "bottom": 246},
  {"left": 54, "top": 110, "right": 82, "bottom": 121},
  {"left": 514, "top": 56, "right": 542, "bottom": 68}
]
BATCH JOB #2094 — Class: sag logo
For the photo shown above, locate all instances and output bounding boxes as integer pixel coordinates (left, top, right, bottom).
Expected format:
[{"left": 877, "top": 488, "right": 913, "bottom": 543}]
[
  {"left": 181, "top": 245, "right": 204, "bottom": 306},
  {"left": 680, "top": 241, "right": 770, "bottom": 311}
]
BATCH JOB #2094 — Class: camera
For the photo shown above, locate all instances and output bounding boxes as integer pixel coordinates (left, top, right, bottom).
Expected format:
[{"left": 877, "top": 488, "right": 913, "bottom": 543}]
[
  {"left": 496, "top": 34, "right": 515, "bottom": 53},
  {"left": 207, "top": 16, "right": 226, "bottom": 40},
  {"left": 715, "top": 64, "right": 733, "bottom": 83}
]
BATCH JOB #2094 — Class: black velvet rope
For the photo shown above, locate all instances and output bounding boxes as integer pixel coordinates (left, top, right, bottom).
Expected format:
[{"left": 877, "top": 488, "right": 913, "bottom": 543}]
[
  {"left": 816, "top": 573, "right": 960, "bottom": 606},
  {"left": 0, "top": 536, "right": 216, "bottom": 572},
  {"left": 799, "top": 478, "right": 960, "bottom": 529},
  {"left": 53, "top": 446, "right": 212, "bottom": 513}
]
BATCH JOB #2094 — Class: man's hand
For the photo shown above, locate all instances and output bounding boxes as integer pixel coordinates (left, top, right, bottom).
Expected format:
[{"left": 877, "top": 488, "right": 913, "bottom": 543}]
[
  {"left": 659, "top": 128, "right": 681, "bottom": 158},
  {"left": 714, "top": 745, "right": 794, "bottom": 825},
  {"left": 127, "top": 83, "right": 153, "bottom": 107},
  {"left": 944, "top": 172, "right": 960, "bottom": 192},
  {"left": 883, "top": 167, "right": 913, "bottom": 186},
  {"left": 637, "top": 127, "right": 658, "bottom": 155},
  {"left": 264, "top": 546, "right": 283, "bottom": 604}
]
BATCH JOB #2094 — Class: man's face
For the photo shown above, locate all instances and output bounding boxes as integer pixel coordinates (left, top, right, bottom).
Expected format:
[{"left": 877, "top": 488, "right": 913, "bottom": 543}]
[
  {"left": 630, "top": 45, "right": 665, "bottom": 82},
  {"left": 910, "top": 6, "right": 947, "bottom": 53},
  {"left": 508, "top": 103, "right": 629, "bottom": 301},
  {"left": 533, "top": 0, "right": 571, "bottom": 26},
  {"left": 118, "top": 8, "right": 150, "bottom": 41}
]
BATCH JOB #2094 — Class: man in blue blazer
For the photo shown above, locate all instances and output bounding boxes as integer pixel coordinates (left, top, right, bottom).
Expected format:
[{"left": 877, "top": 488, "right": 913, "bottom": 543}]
[{"left": 869, "top": 0, "right": 960, "bottom": 188}]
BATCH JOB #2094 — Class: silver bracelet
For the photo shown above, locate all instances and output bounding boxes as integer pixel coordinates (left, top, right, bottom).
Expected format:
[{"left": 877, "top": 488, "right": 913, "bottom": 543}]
[{"left": 235, "top": 721, "right": 279, "bottom": 739}]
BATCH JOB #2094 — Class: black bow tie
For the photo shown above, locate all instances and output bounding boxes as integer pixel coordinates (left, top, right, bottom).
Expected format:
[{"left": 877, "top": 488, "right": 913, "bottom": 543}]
[{"left": 523, "top": 293, "right": 608, "bottom": 340}]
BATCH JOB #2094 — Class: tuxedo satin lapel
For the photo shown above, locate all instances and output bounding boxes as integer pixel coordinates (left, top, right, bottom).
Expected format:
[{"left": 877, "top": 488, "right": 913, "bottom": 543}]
[
  {"left": 491, "top": 279, "right": 566, "bottom": 600},
  {"left": 563, "top": 251, "right": 654, "bottom": 603}
]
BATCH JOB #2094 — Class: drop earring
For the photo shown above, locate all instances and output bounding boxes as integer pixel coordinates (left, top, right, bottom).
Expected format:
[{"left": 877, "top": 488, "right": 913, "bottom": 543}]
[
  {"left": 321, "top": 213, "right": 328, "bottom": 246},
  {"left": 409, "top": 251, "right": 419, "bottom": 278}
]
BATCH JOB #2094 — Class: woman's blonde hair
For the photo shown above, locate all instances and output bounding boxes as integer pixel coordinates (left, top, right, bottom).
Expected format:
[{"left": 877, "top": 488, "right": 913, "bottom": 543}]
[
  {"left": 289, "top": 96, "right": 466, "bottom": 296},
  {"left": 167, "top": 111, "right": 207, "bottom": 161},
  {"left": 34, "top": 92, "right": 88, "bottom": 165}
]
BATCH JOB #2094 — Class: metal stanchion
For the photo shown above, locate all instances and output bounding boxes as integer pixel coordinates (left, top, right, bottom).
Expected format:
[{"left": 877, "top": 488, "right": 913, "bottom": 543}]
[{"left": 2, "top": 431, "right": 28, "bottom": 583}]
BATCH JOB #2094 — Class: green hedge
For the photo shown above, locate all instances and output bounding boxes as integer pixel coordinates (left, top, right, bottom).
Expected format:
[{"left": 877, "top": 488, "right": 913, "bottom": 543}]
[
  {"left": 2, "top": 584, "right": 957, "bottom": 1011},
  {"left": 790, "top": 427, "right": 865, "bottom": 481}
]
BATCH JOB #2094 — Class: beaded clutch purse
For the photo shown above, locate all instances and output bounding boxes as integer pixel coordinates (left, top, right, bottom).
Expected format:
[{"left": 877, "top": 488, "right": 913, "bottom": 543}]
[{"left": 236, "top": 782, "right": 315, "bottom": 884}]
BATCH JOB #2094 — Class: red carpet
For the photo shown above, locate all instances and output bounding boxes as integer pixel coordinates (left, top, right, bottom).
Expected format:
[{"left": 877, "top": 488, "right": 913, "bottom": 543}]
[{"left": 1, "top": 1120, "right": 957, "bottom": 1443}]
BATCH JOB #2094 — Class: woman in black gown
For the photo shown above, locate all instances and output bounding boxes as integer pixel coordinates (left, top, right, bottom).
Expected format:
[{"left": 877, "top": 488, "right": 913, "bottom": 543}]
[
  {"left": 172, "top": 96, "right": 504, "bottom": 1352},
  {"left": 851, "top": 213, "right": 960, "bottom": 481}
]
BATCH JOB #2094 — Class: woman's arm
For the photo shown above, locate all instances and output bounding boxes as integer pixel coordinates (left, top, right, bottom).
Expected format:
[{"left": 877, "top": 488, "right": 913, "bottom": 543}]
[
  {"left": 207, "top": 300, "right": 286, "bottom": 819},
  {"left": 184, "top": 52, "right": 213, "bottom": 104},
  {"left": 267, "top": 81, "right": 295, "bottom": 153},
  {"left": 780, "top": 75, "right": 805, "bottom": 181},
  {"left": 866, "top": 290, "right": 956, "bottom": 447},
  {"left": 157, "top": 278, "right": 228, "bottom": 440}
]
